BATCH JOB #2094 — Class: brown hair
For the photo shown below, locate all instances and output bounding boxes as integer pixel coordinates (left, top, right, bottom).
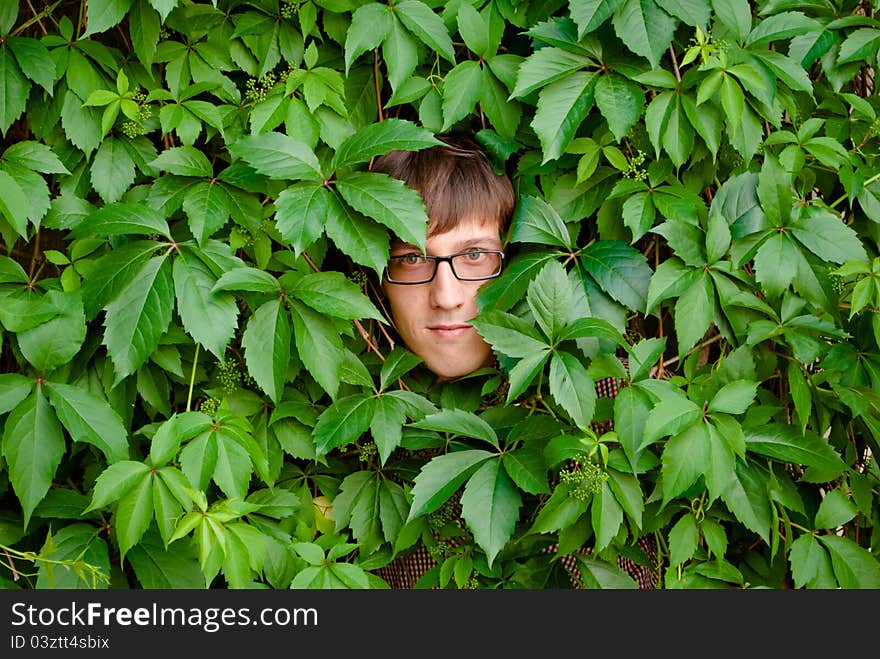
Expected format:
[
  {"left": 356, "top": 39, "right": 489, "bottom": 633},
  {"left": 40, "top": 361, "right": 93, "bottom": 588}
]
[{"left": 370, "top": 133, "right": 516, "bottom": 239}]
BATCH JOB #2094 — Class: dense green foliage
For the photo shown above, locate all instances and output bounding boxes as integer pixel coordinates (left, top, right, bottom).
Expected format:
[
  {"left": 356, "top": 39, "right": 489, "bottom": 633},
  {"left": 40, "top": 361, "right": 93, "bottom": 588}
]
[{"left": 1, "top": 0, "right": 879, "bottom": 589}]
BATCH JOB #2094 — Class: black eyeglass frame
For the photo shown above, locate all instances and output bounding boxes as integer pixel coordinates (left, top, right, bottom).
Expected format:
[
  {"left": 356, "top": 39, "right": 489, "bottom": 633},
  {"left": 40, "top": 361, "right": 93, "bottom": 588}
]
[{"left": 384, "top": 250, "right": 506, "bottom": 285}]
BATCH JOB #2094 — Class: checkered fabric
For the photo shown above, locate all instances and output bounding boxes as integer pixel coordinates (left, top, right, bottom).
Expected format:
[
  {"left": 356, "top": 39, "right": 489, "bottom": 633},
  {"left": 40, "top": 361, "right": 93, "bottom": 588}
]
[{"left": 376, "top": 360, "right": 660, "bottom": 589}]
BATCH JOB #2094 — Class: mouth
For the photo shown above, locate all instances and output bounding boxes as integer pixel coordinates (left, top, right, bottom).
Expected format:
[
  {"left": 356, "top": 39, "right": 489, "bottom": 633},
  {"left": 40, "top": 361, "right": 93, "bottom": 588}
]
[{"left": 427, "top": 324, "right": 473, "bottom": 338}]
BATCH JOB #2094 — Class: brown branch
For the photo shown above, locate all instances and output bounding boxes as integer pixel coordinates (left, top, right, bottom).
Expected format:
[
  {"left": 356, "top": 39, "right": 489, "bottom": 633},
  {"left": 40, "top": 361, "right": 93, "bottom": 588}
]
[
  {"left": 373, "top": 48, "right": 384, "bottom": 122},
  {"left": 25, "top": 0, "right": 48, "bottom": 35}
]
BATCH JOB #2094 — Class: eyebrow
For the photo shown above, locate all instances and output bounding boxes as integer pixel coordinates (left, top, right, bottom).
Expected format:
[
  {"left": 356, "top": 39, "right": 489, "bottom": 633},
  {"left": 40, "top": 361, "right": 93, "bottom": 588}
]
[{"left": 390, "top": 236, "right": 502, "bottom": 255}]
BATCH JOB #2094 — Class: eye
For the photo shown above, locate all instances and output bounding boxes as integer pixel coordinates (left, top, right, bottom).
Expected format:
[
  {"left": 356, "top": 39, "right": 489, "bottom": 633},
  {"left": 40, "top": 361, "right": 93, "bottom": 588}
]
[
  {"left": 401, "top": 253, "right": 425, "bottom": 266},
  {"left": 464, "top": 250, "right": 487, "bottom": 261}
]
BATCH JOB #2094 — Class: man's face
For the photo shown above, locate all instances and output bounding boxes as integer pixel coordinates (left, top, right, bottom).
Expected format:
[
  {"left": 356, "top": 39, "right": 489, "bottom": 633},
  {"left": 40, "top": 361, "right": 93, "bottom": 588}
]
[{"left": 383, "top": 215, "right": 502, "bottom": 380}]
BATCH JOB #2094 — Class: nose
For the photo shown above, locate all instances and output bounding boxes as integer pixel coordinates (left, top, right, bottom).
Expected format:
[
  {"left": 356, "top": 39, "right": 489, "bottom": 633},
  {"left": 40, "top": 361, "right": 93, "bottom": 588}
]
[{"left": 428, "top": 260, "right": 467, "bottom": 309}]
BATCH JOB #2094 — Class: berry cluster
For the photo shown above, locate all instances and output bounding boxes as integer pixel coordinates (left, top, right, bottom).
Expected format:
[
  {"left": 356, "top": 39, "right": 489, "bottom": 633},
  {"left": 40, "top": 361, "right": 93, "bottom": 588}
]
[
  {"left": 623, "top": 150, "right": 648, "bottom": 181},
  {"left": 245, "top": 72, "right": 279, "bottom": 104},
  {"left": 828, "top": 265, "right": 847, "bottom": 294},
  {"left": 216, "top": 359, "right": 242, "bottom": 395},
  {"left": 121, "top": 92, "right": 152, "bottom": 138},
  {"left": 426, "top": 496, "right": 459, "bottom": 530},
  {"left": 348, "top": 270, "right": 368, "bottom": 293},
  {"left": 559, "top": 455, "right": 608, "bottom": 501},
  {"left": 358, "top": 441, "right": 377, "bottom": 463},
  {"left": 199, "top": 397, "right": 219, "bottom": 416},
  {"left": 281, "top": 0, "right": 295, "bottom": 19},
  {"left": 428, "top": 539, "right": 455, "bottom": 562}
]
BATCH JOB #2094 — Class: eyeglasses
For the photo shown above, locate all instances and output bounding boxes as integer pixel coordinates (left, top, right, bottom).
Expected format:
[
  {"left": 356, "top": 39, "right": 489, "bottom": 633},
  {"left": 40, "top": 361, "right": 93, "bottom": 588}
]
[{"left": 385, "top": 250, "right": 505, "bottom": 284}]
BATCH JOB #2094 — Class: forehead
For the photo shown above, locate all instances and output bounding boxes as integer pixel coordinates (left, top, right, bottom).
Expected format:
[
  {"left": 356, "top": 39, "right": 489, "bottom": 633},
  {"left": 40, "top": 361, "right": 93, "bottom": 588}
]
[{"left": 393, "top": 214, "right": 501, "bottom": 251}]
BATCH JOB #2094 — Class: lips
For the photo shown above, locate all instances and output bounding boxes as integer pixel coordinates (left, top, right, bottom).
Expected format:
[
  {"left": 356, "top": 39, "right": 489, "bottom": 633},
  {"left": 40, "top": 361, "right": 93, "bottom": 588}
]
[{"left": 427, "top": 323, "right": 473, "bottom": 338}]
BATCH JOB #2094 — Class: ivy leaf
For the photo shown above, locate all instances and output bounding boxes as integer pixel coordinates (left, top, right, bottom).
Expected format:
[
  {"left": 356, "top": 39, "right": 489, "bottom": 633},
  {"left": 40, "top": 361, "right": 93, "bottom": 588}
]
[
  {"left": 103, "top": 254, "right": 174, "bottom": 385},
  {"left": 69, "top": 202, "right": 171, "bottom": 240},
  {"left": 502, "top": 445, "right": 550, "bottom": 495},
  {"left": 343, "top": 3, "right": 393, "bottom": 73},
  {"left": 1, "top": 390, "right": 66, "bottom": 527},
  {"left": 411, "top": 409, "right": 500, "bottom": 450},
  {"left": 440, "top": 60, "right": 482, "bottom": 133},
  {"left": 641, "top": 393, "right": 701, "bottom": 450},
  {"left": 614, "top": 384, "right": 654, "bottom": 474},
  {"left": 172, "top": 251, "right": 239, "bottom": 360},
  {"left": 212, "top": 266, "right": 280, "bottom": 295},
  {"left": 45, "top": 382, "right": 129, "bottom": 464},
  {"left": 369, "top": 395, "right": 408, "bottom": 464},
  {"left": 35, "top": 524, "right": 110, "bottom": 589},
  {"left": 324, "top": 190, "right": 389, "bottom": 278},
  {"left": 743, "top": 423, "right": 846, "bottom": 474},
  {"left": 182, "top": 181, "right": 233, "bottom": 246},
  {"left": 460, "top": 459, "right": 521, "bottom": 566},
  {"left": 150, "top": 145, "right": 213, "bottom": 177},
  {"left": 549, "top": 351, "right": 596, "bottom": 429},
  {"left": 753, "top": 233, "right": 797, "bottom": 299},
  {"left": 661, "top": 423, "right": 710, "bottom": 505},
  {"left": 708, "top": 380, "right": 758, "bottom": 415},
  {"left": 813, "top": 489, "right": 857, "bottom": 530},
  {"left": 527, "top": 260, "right": 572, "bottom": 341},
  {"left": 394, "top": 0, "right": 456, "bottom": 64},
  {"left": 673, "top": 270, "right": 713, "bottom": 356},
  {"left": 595, "top": 72, "right": 644, "bottom": 142},
  {"left": 242, "top": 299, "right": 290, "bottom": 405},
  {"left": 313, "top": 394, "right": 376, "bottom": 457},
  {"left": 0, "top": 169, "right": 28, "bottom": 238},
  {"left": 0, "top": 46, "right": 28, "bottom": 137},
  {"left": 90, "top": 137, "right": 136, "bottom": 204},
  {"left": 83, "top": 0, "right": 136, "bottom": 37},
  {"left": 379, "top": 347, "right": 423, "bottom": 391},
  {"left": 789, "top": 206, "right": 868, "bottom": 265},
  {"left": 0, "top": 373, "right": 34, "bottom": 415},
  {"left": 17, "top": 290, "right": 86, "bottom": 374},
  {"left": 612, "top": 0, "right": 676, "bottom": 69},
  {"left": 274, "top": 182, "right": 330, "bottom": 256},
  {"left": 532, "top": 71, "right": 597, "bottom": 163},
  {"left": 150, "top": 411, "right": 213, "bottom": 467},
  {"left": 228, "top": 132, "right": 323, "bottom": 181},
  {"left": 290, "top": 271, "right": 383, "bottom": 322},
  {"left": 407, "top": 449, "right": 495, "bottom": 520},
  {"left": 3, "top": 141, "right": 68, "bottom": 174},
  {"left": 819, "top": 535, "right": 880, "bottom": 589},
  {"left": 720, "top": 460, "right": 772, "bottom": 544},
  {"left": 115, "top": 470, "right": 155, "bottom": 559},
  {"left": 579, "top": 240, "right": 652, "bottom": 313},
  {"left": 331, "top": 118, "right": 441, "bottom": 170},
  {"left": 510, "top": 195, "right": 573, "bottom": 249},
  {"left": 335, "top": 171, "right": 428, "bottom": 251},
  {"left": 570, "top": 0, "right": 625, "bottom": 38},
  {"left": 592, "top": 479, "right": 624, "bottom": 552},
  {"left": 290, "top": 299, "right": 344, "bottom": 400},
  {"left": 81, "top": 240, "right": 163, "bottom": 320},
  {"left": 480, "top": 67, "right": 521, "bottom": 140}
]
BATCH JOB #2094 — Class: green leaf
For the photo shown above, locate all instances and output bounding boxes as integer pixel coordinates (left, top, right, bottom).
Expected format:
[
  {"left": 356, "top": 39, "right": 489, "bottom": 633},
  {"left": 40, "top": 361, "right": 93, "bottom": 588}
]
[
  {"left": 746, "top": 11, "right": 823, "bottom": 47},
  {"left": 395, "top": 0, "right": 456, "bottom": 64},
  {"left": 479, "top": 67, "right": 521, "bottom": 140},
  {"left": 0, "top": 169, "right": 28, "bottom": 238},
  {"left": 325, "top": 190, "right": 389, "bottom": 277},
  {"left": 183, "top": 181, "right": 234, "bottom": 245},
  {"left": 83, "top": 0, "right": 135, "bottom": 37},
  {"left": 460, "top": 459, "right": 521, "bottom": 566},
  {"left": 150, "top": 145, "right": 213, "bottom": 177},
  {"left": 17, "top": 290, "right": 86, "bottom": 373},
  {"left": 343, "top": 3, "right": 393, "bottom": 73},
  {"left": 527, "top": 260, "right": 572, "bottom": 341},
  {"left": 90, "top": 137, "right": 136, "bottom": 204},
  {"left": 744, "top": 423, "right": 846, "bottom": 474},
  {"left": 595, "top": 72, "right": 644, "bottom": 142},
  {"left": 440, "top": 60, "right": 482, "bottom": 132},
  {"left": 612, "top": 0, "right": 676, "bottom": 69},
  {"left": 641, "top": 393, "right": 701, "bottom": 449},
  {"left": 331, "top": 118, "right": 441, "bottom": 170},
  {"left": 379, "top": 347, "right": 423, "bottom": 391},
  {"left": 511, "top": 46, "right": 588, "bottom": 99},
  {"left": 3, "top": 141, "right": 68, "bottom": 174},
  {"left": 789, "top": 206, "right": 868, "bottom": 265},
  {"left": 228, "top": 132, "right": 323, "bottom": 181},
  {"left": 711, "top": 0, "right": 751, "bottom": 41},
  {"left": 173, "top": 252, "right": 238, "bottom": 360},
  {"left": 753, "top": 233, "right": 797, "bottom": 299},
  {"left": 45, "top": 382, "right": 129, "bottom": 464},
  {"left": 0, "top": 46, "right": 28, "bottom": 137},
  {"left": 290, "top": 271, "right": 383, "bottom": 322},
  {"left": 532, "top": 71, "right": 597, "bottom": 163},
  {"left": 370, "top": 395, "right": 409, "bottom": 464},
  {"left": 813, "top": 489, "right": 857, "bottom": 530},
  {"left": 0, "top": 373, "right": 33, "bottom": 415},
  {"left": 86, "top": 460, "right": 151, "bottom": 511},
  {"left": 510, "top": 195, "right": 573, "bottom": 249},
  {"left": 570, "top": 0, "right": 625, "bottom": 37},
  {"left": 549, "top": 351, "right": 596, "bottom": 429},
  {"left": 313, "top": 394, "right": 376, "bottom": 457},
  {"left": 335, "top": 171, "right": 428, "bottom": 250},
  {"left": 242, "top": 298, "right": 290, "bottom": 405},
  {"left": 274, "top": 182, "right": 329, "bottom": 256},
  {"left": 103, "top": 254, "right": 174, "bottom": 384},
  {"left": 80, "top": 240, "right": 163, "bottom": 320},
  {"left": 290, "top": 299, "right": 343, "bottom": 400},
  {"left": 673, "top": 270, "right": 713, "bottom": 355},
  {"left": 2, "top": 390, "right": 66, "bottom": 527},
  {"left": 36, "top": 524, "right": 110, "bottom": 589},
  {"left": 708, "top": 379, "right": 757, "bottom": 415},
  {"left": 502, "top": 446, "right": 550, "bottom": 495},
  {"left": 471, "top": 309, "right": 548, "bottom": 358},
  {"left": 115, "top": 469, "right": 155, "bottom": 558},
  {"left": 127, "top": 529, "right": 205, "bottom": 588},
  {"left": 70, "top": 202, "right": 171, "bottom": 240},
  {"left": 411, "top": 409, "right": 499, "bottom": 449},
  {"left": 150, "top": 411, "right": 213, "bottom": 467},
  {"left": 661, "top": 423, "right": 710, "bottom": 505},
  {"left": 654, "top": 0, "right": 709, "bottom": 29},
  {"left": 614, "top": 384, "right": 653, "bottom": 473},
  {"left": 819, "top": 535, "right": 880, "bottom": 589},
  {"left": 668, "top": 512, "right": 699, "bottom": 567},
  {"left": 579, "top": 240, "right": 652, "bottom": 313},
  {"left": 407, "top": 449, "right": 495, "bottom": 520}
]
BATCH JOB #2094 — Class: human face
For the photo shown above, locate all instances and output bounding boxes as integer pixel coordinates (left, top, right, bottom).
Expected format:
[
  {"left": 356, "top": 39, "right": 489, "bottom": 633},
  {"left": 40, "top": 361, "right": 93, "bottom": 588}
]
[{"left": 383, "top": 216, "right": 502, "bottom": 380}]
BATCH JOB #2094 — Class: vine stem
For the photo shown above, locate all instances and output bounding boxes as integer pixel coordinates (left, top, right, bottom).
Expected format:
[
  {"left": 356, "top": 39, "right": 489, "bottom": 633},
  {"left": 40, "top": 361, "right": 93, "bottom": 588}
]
[
  {"left": 829, "top": 171, "right": 880, "bottom": 209},
  {"left": 12, "top": 0, "right": 61, "bottom": 36},
  {"left": 659, "top": 332, "right": 723, "bottom": 370},
  {"left": 186, "top": 343, "right": 200, "bottom": 412}
]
